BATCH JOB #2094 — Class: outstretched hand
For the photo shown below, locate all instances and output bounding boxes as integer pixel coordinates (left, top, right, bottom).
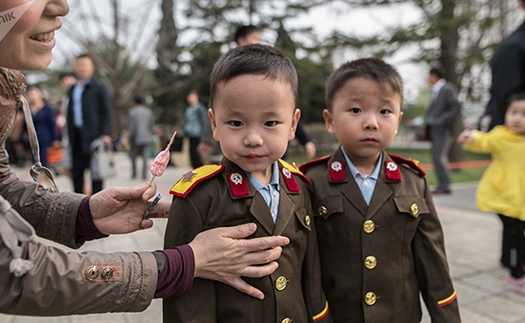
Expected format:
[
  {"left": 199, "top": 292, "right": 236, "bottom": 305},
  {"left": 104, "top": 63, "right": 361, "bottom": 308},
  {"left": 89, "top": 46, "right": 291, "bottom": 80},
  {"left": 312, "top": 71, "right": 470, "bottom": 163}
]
[
  {"left": 89, "top": 183, "right": 170, "bottom": 235},
  {"left": 189, "top": 223, "right": 290, "bottom": 300}
]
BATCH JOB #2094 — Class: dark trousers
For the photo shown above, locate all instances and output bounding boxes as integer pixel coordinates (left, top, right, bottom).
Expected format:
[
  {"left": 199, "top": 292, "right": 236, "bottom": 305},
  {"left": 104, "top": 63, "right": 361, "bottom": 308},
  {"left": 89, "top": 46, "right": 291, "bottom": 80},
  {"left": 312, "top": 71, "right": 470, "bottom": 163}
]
[
  {"left": 188, "top": 136, "right": 203, "bottom": 169},
  {"left": 130, "top": 144, "right": 150, "bottom": 179},
  {"left": 429, "top": 126, "right": 453, "bottom": 191},
  {"left": 499, "top": 214, "right": 525, "bottom": 278},
  {"left": 71, "top": 127, "right": 103, "bottom": 194}
]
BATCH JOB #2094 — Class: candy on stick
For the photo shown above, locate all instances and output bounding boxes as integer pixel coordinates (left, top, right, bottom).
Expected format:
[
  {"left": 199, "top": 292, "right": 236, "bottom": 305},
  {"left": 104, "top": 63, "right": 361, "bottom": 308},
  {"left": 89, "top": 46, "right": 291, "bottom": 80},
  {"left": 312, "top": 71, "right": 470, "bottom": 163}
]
[{"left": 148, "top": 131, "right": 177, "bottom": 188}]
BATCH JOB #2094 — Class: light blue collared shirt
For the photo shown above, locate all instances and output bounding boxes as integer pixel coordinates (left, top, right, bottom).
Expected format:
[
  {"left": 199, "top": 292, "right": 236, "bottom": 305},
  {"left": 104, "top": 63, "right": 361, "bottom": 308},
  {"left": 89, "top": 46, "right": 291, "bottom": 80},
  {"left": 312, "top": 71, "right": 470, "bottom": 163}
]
[
  {"left": 341, "top": 147, "right": 382, "bottom": 205},
  {"left": 247, "top": 162, "right": 280, "bottom": 223},
  {"left": 72, "top": 80, "right": 88, "bottom": 127}
]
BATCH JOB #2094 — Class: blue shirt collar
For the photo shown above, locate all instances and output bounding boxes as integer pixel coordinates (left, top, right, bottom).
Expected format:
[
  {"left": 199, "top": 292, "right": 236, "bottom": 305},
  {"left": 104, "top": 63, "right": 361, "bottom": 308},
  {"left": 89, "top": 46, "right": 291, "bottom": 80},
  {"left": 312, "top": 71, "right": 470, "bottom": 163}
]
[
  {"left": 246, "top": 161, "right": 280, "bottom": 191},
  {"left": 340, "top": 147, "right": 382, "bottom": 180}
]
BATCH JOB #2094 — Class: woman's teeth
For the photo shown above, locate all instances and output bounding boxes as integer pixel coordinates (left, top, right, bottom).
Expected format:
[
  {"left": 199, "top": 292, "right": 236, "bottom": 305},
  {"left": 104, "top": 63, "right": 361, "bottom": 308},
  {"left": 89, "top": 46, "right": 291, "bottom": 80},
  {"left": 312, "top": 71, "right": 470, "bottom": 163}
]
[{"left": 30, "top": 31, "right": 54, "bottom": 42}]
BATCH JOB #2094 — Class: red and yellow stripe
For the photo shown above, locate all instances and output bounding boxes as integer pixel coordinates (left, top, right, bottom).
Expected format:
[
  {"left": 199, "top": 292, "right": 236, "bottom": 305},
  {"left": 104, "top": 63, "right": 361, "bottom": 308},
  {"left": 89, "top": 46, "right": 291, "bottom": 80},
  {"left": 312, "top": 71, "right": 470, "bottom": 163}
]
[
  {"left": 437, "top": 290, "right": 457, "bottom": 307},
  {"left": 313, "top": 301, "right": 329, "bottom": 322}
]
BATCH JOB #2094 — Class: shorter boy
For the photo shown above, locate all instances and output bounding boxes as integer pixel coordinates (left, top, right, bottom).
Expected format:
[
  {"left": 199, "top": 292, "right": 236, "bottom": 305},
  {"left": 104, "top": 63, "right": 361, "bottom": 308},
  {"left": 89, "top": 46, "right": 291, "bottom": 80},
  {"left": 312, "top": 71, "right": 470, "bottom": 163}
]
[
  {"left": 300, "top": 58, "right": 460, "bottom": 322},
  {"left": 163, "top": 44, "right": 331, "bottom": 323}
]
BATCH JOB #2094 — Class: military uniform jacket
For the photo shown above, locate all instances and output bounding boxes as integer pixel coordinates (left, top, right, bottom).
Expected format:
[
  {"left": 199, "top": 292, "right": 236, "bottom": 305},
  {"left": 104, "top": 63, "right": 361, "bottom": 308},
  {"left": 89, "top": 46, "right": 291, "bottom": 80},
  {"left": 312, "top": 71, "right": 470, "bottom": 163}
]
[
  {"left": 301, "top": 149, "right": 460, "bottom": 323},
  {"left": 164, "top": 158, "right": 331, "bottom": 323}
]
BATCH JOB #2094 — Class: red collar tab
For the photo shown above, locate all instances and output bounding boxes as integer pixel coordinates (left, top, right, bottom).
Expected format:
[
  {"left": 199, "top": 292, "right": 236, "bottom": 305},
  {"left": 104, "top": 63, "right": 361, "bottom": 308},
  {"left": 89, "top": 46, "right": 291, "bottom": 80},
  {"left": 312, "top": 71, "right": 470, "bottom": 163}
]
[
  {"left": 228, "top": 172, "right": 250, "bottom": 198},
  {"left": 385, "top": 160, "right": 402, "bottom": 181},
  {"left": 280, "top": 167, "right": 300, "bottom": 193},
  {"left": 388, "top": 153, "right": 426, "bottom": 177},
  {"left": 329, "top": 161, "right": 345, "bottom": 181}
]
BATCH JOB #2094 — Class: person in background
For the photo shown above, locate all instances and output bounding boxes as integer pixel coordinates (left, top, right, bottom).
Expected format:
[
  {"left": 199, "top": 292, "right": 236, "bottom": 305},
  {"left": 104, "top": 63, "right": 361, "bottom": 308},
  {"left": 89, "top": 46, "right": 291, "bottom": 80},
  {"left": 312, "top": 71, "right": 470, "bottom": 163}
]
[
  {"left": 0, "top": 0, "right": 290, "bottom": 316},
  {"left": 164, "top": 44, "right": 331, "bottom": 323},
  {"left": 67, "top": 54, "right": 113, "bottom": 194},
  {"left": 128, "top": 95, "right": 154, "bottom": 180},
  {"left": 23, "top": 85, "right": 60, "bottom": 167},
  {"left": 183, "top": 88, "right": 207, "bottom": 168},
  {"left": 300, "top": 58, "right": 460, "bottom": 322},
  {"left": 425, "top": 67, "right": 461, "bottom": 194},
  {"left": 458, "top": 93, "right": 525, "bottom": 293},
  {"left": 57, "top": 71, "right": 76, "bottom": 178},
  {"left": 198, "top": 24, "right": 317, "bottom": 162},
  {"left": 484, "top": 0, "right": 525, "bottom": 131}
]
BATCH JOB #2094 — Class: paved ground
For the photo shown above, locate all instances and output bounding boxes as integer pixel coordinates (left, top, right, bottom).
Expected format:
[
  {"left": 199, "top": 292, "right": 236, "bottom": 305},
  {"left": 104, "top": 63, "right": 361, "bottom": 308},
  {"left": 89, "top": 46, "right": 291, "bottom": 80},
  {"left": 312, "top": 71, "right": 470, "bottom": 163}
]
[{"left": 2, "top": 151, "right": 525, "bottom": 322}]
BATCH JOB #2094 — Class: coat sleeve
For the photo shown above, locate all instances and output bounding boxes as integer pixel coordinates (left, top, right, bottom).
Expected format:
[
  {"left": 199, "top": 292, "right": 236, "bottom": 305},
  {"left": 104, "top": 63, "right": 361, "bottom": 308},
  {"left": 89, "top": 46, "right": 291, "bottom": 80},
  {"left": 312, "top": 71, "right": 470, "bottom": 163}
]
[
  {"left": 0, "top": 230, "right": 157, "bottom": 315},
  {"left": 0, "top": 144, "right": 85, "bottom": 248},
  {"left": 413, "top": 179, "right": 460, "bottom": 322},
  {"left": 163, "top": 194, "right": 216, "bottom": 322},
  {"left": 464, "top": 130, "right": 496, "bottom": 154},
  {"left": 441, "top": 86, "right": 461, "bottom": 126}
]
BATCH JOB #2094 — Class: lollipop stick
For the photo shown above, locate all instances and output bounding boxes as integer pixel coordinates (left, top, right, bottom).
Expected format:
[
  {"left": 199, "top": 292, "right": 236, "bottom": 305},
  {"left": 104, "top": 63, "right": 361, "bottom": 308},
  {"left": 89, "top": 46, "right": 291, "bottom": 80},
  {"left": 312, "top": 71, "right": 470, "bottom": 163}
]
[{"left": 147, "top": 175, "right": 156, "bottom": 189}]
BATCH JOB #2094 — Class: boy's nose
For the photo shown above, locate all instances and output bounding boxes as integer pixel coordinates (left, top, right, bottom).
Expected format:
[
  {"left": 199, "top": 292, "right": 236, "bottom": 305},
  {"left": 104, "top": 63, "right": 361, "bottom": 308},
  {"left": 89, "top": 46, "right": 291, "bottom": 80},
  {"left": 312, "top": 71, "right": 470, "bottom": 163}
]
[
  {"left": 243, "top": 130, "right": 264, "bottom": 147},
  {"left": 363, "top": 114, "right": 378, "bottom": 130}
]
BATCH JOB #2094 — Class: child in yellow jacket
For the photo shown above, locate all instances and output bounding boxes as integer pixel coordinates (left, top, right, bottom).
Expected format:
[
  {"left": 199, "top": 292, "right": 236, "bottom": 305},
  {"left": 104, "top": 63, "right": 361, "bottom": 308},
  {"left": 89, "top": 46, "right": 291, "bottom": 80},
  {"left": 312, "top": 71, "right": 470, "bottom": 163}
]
[{"left": 458, "top": 93, "right": 525, "bottom": 292}]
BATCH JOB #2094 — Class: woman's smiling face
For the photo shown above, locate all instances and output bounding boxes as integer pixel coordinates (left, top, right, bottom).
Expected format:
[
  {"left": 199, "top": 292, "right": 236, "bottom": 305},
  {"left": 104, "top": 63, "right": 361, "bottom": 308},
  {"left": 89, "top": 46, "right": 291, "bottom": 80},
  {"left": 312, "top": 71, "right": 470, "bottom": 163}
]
[{"left": 0, "top": 0, "right": 69, "bottom": 70}]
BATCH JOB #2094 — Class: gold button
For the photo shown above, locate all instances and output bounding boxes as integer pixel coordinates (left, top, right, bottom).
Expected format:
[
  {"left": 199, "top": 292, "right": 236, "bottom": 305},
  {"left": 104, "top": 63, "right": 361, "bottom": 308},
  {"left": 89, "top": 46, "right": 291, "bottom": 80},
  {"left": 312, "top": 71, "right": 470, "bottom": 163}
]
[
  {"left": 317, "top": 206, "right": 327, "bottom": 216},
  {"left": 86, "top": 266, "right": 99, "bottom": 281},
  {"left": 364, "top": 256, "right": 377, "bottom": 269},
  {"left": 363, "top": 220, "right": 375, "bottom": 233},
  {"left": 305, "top": 215, "right": 311, "bottom": 226},
  {"left": 101, "top": 267, "right": 113, "bottom": 281},
  {"left": 410, "top": 203, "right": 419, "bottom": 215},
  {"left": 275, "top": 276, "right": 288, "bottom": 291},
  {"left": 281, "top": 318, "right": 291, "bottom": 323},
  {"left": 365, "top": 292, "right": 377, "bottom": 305}
]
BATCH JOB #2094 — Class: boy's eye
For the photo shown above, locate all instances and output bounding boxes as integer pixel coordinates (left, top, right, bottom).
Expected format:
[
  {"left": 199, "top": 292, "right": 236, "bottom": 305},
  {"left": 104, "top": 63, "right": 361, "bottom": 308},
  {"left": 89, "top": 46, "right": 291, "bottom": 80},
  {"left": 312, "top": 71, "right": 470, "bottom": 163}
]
[
  {"left": 229, "top": 120, "right": 243, "bottom": 127},
  {"left": 264, "top": 121, "right": 278, "bottom": 127},
  {"left": 349, "top": 107, "right": 361, "bottom": 113},
  {"left": 380, "top": 109, "right": 392, "bottom": 115}
]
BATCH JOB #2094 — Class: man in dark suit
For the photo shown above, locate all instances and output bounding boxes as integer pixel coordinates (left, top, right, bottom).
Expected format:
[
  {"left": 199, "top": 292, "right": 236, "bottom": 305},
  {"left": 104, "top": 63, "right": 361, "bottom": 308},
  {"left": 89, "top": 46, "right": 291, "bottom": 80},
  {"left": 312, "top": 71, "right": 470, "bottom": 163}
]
[
  {"left": 426, "top": 67, "right": 461, "bottom": 194},
  {"left": 67, "top": 54, "right": 113, "bottom": 194},
  {"left": 485, "top": 0, "right": 525, "bottom": 130}
]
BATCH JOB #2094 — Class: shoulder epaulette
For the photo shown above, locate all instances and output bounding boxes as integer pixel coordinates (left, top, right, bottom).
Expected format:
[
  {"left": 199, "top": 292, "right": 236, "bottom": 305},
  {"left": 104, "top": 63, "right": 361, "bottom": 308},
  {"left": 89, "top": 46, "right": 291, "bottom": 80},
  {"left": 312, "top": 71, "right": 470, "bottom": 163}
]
[
  {"left": 170, "top": 164, "right": 225, "bottom": 198},
  {"left": 388, "top": 153, "right": 426, "bottom": 177},
  {"left": 298, "top": 155, "right": 331, "bottom": 174},
  {"left": 279, "top": 159, "right": 311, "bottom": 185}
]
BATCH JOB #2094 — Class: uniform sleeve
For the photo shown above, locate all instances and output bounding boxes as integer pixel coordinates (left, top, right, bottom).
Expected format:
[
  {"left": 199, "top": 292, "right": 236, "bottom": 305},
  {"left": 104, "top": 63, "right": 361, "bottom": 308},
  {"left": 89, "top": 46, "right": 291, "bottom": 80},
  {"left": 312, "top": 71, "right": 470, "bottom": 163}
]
[
  {"left": 0, "top": 145, "right": 85, "bottom": 248},
  {"left": 0, "top": 234, "right": 157, "bottom": 315},
  {"left": 413, "top": 179, "right": 460, "bottom": 322},
  {"left": 301, "top": 187, "right": 332, "bottom": 322},
  {"left": 163, "top": 194, "right": 216, "bottom": 322}
]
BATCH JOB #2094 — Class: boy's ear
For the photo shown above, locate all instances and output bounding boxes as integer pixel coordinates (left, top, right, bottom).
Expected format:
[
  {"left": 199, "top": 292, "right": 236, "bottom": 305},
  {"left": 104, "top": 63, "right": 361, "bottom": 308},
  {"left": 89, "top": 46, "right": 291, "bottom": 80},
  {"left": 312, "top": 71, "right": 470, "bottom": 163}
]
[
  {"left": 209, "top": 108, "right": 219, "bottom": 141},
  {"left": 289, "top": 108, "right": 301, "bottom": 141},
  {"left": 323, "top": 109, "right": 335, "bottom": 134}
]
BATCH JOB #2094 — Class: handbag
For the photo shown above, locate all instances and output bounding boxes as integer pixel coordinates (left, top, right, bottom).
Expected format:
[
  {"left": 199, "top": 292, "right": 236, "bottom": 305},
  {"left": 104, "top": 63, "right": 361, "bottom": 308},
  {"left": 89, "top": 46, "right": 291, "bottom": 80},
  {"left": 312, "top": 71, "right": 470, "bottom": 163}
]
[{"left": 90, "top": 139, "right": 116, "bottom": 181}]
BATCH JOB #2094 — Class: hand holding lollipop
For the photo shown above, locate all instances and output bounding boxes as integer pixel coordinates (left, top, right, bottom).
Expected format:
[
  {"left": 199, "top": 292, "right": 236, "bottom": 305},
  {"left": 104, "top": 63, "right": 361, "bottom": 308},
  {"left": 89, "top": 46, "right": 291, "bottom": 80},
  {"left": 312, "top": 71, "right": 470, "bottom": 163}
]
[{"left": 148, "top": 131, "right": 177, "bottom": 188}]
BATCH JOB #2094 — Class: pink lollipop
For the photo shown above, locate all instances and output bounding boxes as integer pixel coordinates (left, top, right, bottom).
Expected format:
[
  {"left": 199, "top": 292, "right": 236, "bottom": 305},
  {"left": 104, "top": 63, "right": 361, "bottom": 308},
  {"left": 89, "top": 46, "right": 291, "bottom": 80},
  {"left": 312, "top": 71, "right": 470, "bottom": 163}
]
[{"left": 148, "top": 131, "right": 177, "bottom": 188}]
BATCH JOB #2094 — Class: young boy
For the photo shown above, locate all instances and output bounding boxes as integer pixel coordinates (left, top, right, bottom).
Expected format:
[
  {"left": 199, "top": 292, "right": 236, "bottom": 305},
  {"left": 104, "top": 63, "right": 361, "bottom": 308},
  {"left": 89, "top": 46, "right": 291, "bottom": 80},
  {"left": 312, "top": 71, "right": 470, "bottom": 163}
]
[
  {"left": 300, "top": 58, "right": 460, "bottom": 322},
  {"left": 163, "top": 44, "right": 331, "bottom": 323}
]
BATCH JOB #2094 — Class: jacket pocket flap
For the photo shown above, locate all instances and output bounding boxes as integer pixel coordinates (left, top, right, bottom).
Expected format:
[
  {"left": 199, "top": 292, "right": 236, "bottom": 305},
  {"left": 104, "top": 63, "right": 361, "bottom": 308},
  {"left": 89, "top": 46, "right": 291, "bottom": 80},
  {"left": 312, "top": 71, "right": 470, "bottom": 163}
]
[
  {"left": 313, "top": 197, "right": 343, "bottom": 220},
  {"left": 393, "top": 197, "right": 429, "bottom": 218}
]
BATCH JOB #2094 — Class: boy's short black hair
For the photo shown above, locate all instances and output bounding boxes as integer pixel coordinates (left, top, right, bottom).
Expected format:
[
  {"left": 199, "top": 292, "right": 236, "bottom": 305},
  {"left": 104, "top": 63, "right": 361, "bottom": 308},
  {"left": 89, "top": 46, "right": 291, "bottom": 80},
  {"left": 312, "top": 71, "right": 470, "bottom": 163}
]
[
  {"left": 234, "top": 25, "right": 260, "bottom": 44},
  {"left": 133, "top": 95, "right": 143, "bottom": 105},
  {"left": 325, "top": 57, "right": 404, "bottom": 111},
  {"left": 429, "top": 67, "right": 443, "bottom": 79},
  {"left": 210, "top": 44, "right": 298, "bottom": 109},
  {"left": 58, "top": 71, "right": 76, "bottom": 81}
]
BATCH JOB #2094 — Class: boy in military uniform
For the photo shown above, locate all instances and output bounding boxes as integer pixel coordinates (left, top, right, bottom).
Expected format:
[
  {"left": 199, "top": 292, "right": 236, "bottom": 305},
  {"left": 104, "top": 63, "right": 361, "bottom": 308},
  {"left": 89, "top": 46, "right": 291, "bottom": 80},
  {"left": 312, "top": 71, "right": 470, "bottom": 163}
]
[
  {"left": 300, "top": 58, "right": 460, "bottom": 322},
  {"left": 163, "top": 44, "right": 331, "bottom": 323}
]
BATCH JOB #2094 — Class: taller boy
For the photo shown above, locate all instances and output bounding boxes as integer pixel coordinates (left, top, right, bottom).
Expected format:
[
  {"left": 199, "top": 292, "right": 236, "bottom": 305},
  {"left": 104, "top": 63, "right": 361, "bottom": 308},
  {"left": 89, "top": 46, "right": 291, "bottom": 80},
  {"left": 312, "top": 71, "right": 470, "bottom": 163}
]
[
  {"left": 163, "top": 44, "right": 331, "bottom": 322},
  {"left": 301, "top": 58, "right": 460, "bottom": 322}
]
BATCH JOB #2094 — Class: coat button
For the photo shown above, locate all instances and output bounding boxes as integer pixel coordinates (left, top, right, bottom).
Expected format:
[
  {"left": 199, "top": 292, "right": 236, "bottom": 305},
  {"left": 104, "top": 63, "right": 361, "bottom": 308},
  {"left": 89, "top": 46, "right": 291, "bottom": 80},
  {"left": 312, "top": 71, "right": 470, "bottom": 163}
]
[
  {"left": 85, "top": 266, "right": 99, "bottom": 281},
  {"left": 363, "top": 220, "right": 375, "bottom": 233},
  {"left": 101, "top": 266, "right": 113, "bottom": 281},
  {"left": 410, "top": 203, "right": 419, "bottom": 215},
  {"left": 365, "top": 292, "right": 377, "bottom": 305},
  {"left": 275, "top": 276, "right": 288, "bottom": 291},
  {"left": 305, "top": 215, "right": 311, "bottom": 226},
  {"left": 317, "top": 206, "right": 327, "bottom": 216},
  {"left": 281, "top": 318, "right": 291, "bottom": 323},
  {"left": 364, "top": 255, "right": 377, "bottom": 269}
]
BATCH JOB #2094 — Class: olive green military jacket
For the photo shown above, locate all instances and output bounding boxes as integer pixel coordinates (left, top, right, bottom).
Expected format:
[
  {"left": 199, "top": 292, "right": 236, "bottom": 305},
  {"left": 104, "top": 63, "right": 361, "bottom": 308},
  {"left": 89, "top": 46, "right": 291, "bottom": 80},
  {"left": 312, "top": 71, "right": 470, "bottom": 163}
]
[
  {"left": 164, "top": 158, "right": 331, "bottom": 323},
  {"left": 0, "top": 68, "right": 157, "bottom": 316},
  {"left": 301, "top": 149, "right": 460, "bottom": 323}
]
